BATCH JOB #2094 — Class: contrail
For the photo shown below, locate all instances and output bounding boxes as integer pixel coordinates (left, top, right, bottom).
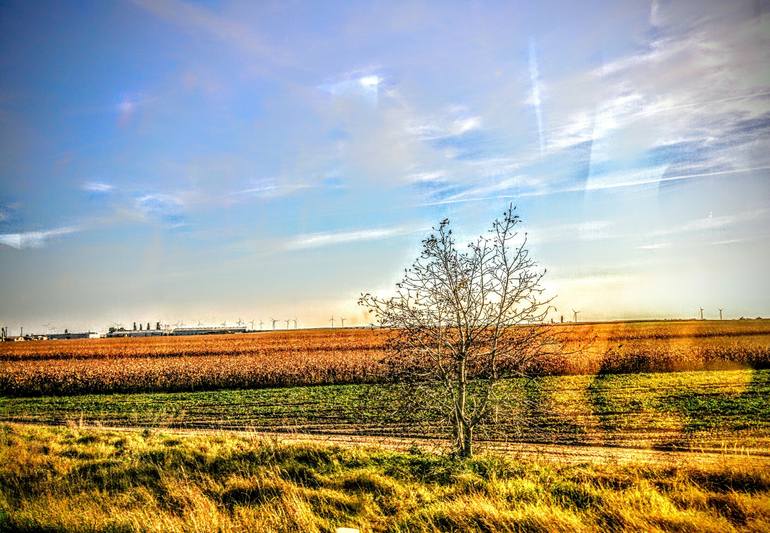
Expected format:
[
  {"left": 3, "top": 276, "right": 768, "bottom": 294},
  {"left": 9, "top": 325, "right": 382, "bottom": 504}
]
[
  {"left": 529, "top": 38, "right": 545, "bottom": 155},
  {"left": 421, "top": 165, "right": 770, "bottom": 206}
]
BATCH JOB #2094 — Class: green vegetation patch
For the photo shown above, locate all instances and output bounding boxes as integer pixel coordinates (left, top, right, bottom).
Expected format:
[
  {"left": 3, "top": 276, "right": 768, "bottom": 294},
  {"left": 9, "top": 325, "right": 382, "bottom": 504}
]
[{"left": 2, "top": 369, "right": 769, "bottom": 451}]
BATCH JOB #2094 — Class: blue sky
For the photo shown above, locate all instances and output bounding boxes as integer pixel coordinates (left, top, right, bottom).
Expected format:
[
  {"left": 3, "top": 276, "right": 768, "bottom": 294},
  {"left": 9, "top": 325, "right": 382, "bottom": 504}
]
[{"left": 1, "top": 0, "right": 769, "bottom": 332}]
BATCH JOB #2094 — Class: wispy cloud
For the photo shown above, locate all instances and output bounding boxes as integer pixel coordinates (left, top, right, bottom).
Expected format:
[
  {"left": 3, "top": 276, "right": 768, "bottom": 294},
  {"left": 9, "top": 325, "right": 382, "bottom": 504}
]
[
  {"left": 81, "top": 181, "right": 114, "bottom": 193},
  {"left": 528, "top": 38, "right": 545, "bottom": 155},
  {"left": 229, "top": 179, "right": 313, "bottom": 200},
  {"left": 0, "top": 226, "right": 80, "bottom": 249},
  {"left": 710, "top": 237, "right": 754, "bottom": 246},
  {"left": 652, "top": 208, "right": 770, "bottom": 237},
  {"left": 527, "top": 220, "right": 613, "bottom": 244},
  {"left": 285, "top": 225, "right": 421, "bottom": 250},
  {"left": 638, "top": 242, "right": 671, "bottom": 250},
  {"left": 409, "top": 115, "right": 482, "bottom": 141},
  {"left": 130, "top": 193, "right": 186, "bottom": 227},
  {"left": 407, "top": 107, "right": 483, "bottom": 142},
  {"left": 423, "top": 165, "right": 770, "bottom": 206},
  {"left": 319, "top": 70, "right": 383, "bottom": 103},
  {"left": 405, "top": 171, "right": 446, "bottom": 183}
]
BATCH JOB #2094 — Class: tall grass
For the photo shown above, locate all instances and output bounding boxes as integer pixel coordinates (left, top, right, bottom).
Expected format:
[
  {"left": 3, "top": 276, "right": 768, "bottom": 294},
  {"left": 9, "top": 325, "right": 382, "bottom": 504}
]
[{"left": 1, "top": 423, "right": 768, "bottom": 532}]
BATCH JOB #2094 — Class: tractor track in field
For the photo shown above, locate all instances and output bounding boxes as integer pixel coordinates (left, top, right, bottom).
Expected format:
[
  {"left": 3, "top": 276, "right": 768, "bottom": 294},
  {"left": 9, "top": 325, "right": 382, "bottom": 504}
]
[{"left": 8, "top": 421, "right": 769, "bottom": 468}]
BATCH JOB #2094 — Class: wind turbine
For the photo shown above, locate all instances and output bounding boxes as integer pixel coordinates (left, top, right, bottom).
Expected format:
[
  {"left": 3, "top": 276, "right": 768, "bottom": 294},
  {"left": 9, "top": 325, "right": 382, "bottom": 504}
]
[
  {"left": 719, "top": 308, "right": 723, "bottom": 321},
  {"left": 271, "top": 318, "right": 277, "bottom": 330},
  {"left": 285, "top": 319, "right": 290, "bottom": 329},
  {"left": 699, "top": 307, "right": 704, "bottom": 320},
  {"left": 259, "top": 320, "right": 264, "bottom": 330},
  {"left": 292, "top": 318, "right": 297, "bottom": 329},
  {"left": 330, "top": 316, "right": 335, "bottom": 328},
  {"left": 340, "top": 317, "right": 346, "bottom": 328},
  {"left": 572, "top": 309, "right": 580, "bottom": 323}
]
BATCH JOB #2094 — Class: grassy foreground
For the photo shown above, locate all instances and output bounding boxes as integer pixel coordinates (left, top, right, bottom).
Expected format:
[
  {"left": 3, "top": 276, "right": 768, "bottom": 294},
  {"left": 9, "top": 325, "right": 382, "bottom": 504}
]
[{"left": 1, "top": 424, "right": 769, "bottom": 532}]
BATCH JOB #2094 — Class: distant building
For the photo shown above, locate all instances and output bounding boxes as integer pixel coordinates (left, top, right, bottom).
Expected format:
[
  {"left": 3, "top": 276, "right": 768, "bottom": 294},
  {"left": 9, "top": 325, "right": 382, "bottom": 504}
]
[
  {"left": 171, "top": 325, "right": 248, "bottom": 336},
  {"left": 106, "top": 329, "right": 164, "bottom": 338},
  {"left": 107, "top": 320, "right": 167, "bottom": 337},
  {"left": 46, "top": 331, "right": 99, "bottom": 340}
]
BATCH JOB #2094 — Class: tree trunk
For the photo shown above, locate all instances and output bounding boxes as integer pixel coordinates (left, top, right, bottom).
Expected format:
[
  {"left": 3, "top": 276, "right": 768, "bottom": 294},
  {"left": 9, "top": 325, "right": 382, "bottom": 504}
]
[{"left": 460, "top": 424, "right": 473, "bottom": 458}]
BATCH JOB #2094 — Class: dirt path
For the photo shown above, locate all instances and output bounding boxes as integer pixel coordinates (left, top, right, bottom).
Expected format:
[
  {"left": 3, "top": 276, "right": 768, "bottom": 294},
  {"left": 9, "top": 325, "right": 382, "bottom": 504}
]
[{"left": 16, "top": 422, "right": 769, "bottom": 468}]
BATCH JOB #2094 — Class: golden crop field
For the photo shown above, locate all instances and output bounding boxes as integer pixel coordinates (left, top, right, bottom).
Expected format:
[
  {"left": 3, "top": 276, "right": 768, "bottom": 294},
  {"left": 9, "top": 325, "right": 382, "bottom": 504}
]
[{"left": 1, "top": 320, "right": 769, "bottom": 396}]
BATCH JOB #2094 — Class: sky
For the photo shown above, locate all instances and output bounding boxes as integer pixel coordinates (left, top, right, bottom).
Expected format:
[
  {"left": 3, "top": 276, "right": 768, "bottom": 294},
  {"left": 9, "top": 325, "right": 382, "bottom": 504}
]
[{"left": 1, "top": 0, "right": 769, "bottom": 333}]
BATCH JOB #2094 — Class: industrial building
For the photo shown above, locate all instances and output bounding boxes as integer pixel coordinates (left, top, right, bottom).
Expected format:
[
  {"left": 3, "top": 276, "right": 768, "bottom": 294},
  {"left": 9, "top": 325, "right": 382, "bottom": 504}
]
[
  {"left": 44, "top": 331, "right": 99, "bottom": 340},
  {"left": 106, "top": 321, "right": 166, "bottom": 338},
  {"left": 170, "top": 325, "right": 248, "bottom": 336},
  {"left": 0, "top": 327, "right": 98, "bottom": 341},
  {"left": 106, "top": 329, "right": 165, "bottom": 338},
  {"left": 2, "top": 321, "right": 254, "bottom": 341},
  {"left": 107, "top": 321, "right": 250, "bottom": 337}
]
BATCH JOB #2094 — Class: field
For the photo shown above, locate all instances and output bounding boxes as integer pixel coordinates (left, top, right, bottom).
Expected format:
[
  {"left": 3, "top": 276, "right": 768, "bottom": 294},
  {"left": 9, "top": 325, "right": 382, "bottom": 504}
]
[
  {"left": 2, "top": 320, "right": 769, "bottom": 396},
  {"left": 3, "top": 320, "right": 770, "bottom": 531},
  {"left": 2, "top": 423, "right": 769, "bottom": 532},
  {"left": 2, "top": 369, "right": 768, "bottom": 453}
]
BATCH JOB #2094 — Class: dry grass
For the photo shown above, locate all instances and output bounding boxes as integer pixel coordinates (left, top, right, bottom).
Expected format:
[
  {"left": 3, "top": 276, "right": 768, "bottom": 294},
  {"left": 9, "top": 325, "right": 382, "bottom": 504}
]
[
  {"left": 1, "top": 320, "right": 768, "bottom": 396},
  {"left": 1, "top": 423, "right": 769, "bottom": 532}
]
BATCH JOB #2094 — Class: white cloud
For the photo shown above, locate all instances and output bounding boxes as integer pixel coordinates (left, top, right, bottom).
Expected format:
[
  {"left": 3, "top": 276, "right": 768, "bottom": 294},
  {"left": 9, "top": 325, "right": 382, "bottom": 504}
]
[
  {"left": 132, "top": 193, "right": 185, "bottom": 223},
  {"left": 525, "top": 2, "right": 770, "bottom": 194},
  {"left": 653, "top": 208, "right": 769, "bottom": 237},
  {"left": 408, "top": 114, "right": 482, "bottom": 141},
  {"left": 0, "top": 226, "right": 80, "bottom": 249},
  {"left": 710, "top": 237, "right": 753, "bottom": 246},
  {"left": 285, "top": 225, "right": 421, "bottom": 250},
  {"left": 229, "top": 180, "right": 312, "bottom": 200},
  {"left": 638, "top": 242, "right": 671, "bottom": 250},
  {"left": 425, "top": 164, "right": 770, "bottom": 207},
  {"left": 359, "top": 75, "right": 381, "bottom": 88},
  {"left": 426, "top": 174, "right": 546, "bottom": 206},
  {"left": 81, "top": 181, "right": 114, "bottom": 193},
  {"left": 405, "top": 171, "right": 446, "bottom": 183},
  {"left": 527, "top": 220, "right": 613, "bottom": 244},
  {"left": 528, "top": 39, "right": 545, "bottom": 154},
  {"left": 319, "top": 71, "right": 382, "bottom": 102},
  {"left": 451, "top": 116, "right": 482, "bottom": 136}
]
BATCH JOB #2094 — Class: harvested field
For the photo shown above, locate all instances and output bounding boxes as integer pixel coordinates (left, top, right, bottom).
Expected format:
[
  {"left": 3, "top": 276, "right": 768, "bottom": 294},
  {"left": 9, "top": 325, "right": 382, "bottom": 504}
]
[{"left": 1, "top": 320, "right": 769, "bottom": 396}]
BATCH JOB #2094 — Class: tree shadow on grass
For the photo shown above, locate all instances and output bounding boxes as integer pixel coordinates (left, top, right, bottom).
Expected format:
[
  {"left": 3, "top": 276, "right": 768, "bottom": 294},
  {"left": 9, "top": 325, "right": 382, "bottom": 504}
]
[
  {"left": 586, "top": 371, "right": 688, "bottom": 450},
  {"left": 659, "top": 369, "right": 770, "bottom": 446},
  {"left": 512, "top": 377, "right": 586, "bottom": 445},
  {"left": 586, "top": 368, "right": 770, "bottom": 451}
]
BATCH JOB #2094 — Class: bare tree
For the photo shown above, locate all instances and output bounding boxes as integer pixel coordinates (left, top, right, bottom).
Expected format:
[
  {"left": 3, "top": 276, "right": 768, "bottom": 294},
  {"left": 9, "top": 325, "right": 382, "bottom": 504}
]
[{"left": 359, "top": 205, "right": 558, "bottom": 457}]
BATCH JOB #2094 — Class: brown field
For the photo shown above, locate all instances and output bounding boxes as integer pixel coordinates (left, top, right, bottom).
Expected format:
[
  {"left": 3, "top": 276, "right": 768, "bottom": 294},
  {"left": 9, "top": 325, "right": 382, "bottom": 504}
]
[{"left": 1, "top": 320, "right": 769, "bottom": 396}]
